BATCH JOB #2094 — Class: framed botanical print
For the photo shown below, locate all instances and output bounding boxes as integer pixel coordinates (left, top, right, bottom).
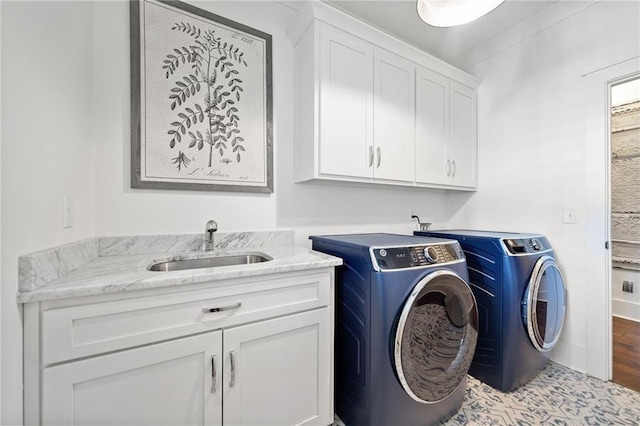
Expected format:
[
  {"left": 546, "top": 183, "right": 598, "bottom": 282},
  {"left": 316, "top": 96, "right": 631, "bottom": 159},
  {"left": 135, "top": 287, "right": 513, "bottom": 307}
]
[{"left": 130, "top": 0, "right": 273, "bottom": 192}]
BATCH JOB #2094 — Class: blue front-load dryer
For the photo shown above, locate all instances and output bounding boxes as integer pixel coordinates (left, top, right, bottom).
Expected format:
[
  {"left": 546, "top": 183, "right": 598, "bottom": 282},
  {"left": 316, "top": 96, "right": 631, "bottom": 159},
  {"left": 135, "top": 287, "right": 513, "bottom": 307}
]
[
  {"left": 310, "top": 233, "right": 478, "bottom": 426},
  {"left": 415, "top": 230, "right": 567, "bottom": 392}
]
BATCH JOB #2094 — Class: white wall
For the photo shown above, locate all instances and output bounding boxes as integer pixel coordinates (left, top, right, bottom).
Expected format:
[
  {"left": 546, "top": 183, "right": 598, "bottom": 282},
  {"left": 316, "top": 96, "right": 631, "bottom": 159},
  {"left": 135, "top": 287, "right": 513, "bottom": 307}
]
[
  {"left": 2, "top": 1, "right": 448, "bottom": 421},
  {"left": 448, "top": 1, "right": 640, "bottom": 372},
  {"left": 92, "top": 1, "right": 280, "bottom": 237},
  {"left": 92, "top": 1, "right": 443, "bottom": 242},
  {"left": 1, "top": 2, "right": 96, "bottom": 423}
]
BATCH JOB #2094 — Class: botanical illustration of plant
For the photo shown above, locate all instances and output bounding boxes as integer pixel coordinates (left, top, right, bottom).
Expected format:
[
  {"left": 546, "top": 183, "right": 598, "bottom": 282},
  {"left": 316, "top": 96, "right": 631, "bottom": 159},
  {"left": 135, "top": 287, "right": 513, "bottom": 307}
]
[{"left": 163, "top": 22, "right": 248, "bottom": 169}]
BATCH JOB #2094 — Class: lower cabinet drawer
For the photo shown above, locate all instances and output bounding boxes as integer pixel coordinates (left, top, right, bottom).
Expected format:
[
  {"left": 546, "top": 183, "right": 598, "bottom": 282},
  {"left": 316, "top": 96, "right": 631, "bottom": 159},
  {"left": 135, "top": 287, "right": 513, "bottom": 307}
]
[{"left": 41, "top": 271, "right": 331, "bottom": 365}]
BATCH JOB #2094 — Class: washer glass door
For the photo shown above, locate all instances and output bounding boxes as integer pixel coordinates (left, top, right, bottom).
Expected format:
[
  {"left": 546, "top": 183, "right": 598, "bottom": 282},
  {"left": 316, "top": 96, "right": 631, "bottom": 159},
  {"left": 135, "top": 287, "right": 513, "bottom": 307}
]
[
  {"left": 394, "top": 270, "right": 478, "bottom": 404},
  {"left": 523, "top": 256, "right": 566, "bottom": 351}
]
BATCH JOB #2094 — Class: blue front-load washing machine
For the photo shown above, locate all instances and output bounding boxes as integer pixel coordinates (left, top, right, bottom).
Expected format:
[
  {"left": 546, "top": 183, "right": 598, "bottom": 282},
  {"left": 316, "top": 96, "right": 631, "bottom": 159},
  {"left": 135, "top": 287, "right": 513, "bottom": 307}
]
[
  {"left": 415, "top": 230, "right": 567, "bottom": 392},
  {"left": 310, "top": 233, "right": 478, "bottom": 426}
]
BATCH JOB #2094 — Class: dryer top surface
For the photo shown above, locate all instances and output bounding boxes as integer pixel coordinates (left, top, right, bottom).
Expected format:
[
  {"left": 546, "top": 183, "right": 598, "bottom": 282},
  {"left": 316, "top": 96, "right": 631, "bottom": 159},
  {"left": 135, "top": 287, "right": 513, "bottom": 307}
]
[{"left": 418, "top": 229, "right": 545, "bottom": 240}]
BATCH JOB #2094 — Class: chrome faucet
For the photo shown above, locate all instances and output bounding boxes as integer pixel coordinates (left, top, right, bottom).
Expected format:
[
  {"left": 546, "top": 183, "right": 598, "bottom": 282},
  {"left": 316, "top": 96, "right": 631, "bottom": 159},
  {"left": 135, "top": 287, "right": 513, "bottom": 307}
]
[{"left": 204, "top": 220, "right": 218, "bottom": 251}]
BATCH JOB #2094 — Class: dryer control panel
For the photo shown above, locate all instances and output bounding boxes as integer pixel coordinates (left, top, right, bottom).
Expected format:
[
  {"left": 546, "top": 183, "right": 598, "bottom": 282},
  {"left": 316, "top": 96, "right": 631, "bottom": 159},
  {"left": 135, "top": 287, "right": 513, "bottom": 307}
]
[
  {"left": 371, "top": 242, "right": 465, "bottom": 270},
  {"left": 503, "top": 237, "right": 550, "bottom": 255}
]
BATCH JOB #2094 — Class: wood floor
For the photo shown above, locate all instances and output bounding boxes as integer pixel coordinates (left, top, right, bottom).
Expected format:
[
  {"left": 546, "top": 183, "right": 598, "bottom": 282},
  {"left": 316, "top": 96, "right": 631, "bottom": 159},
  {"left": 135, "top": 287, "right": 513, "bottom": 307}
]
[{"left": 612, "top": 316, "right": 640, "bottom": 392}]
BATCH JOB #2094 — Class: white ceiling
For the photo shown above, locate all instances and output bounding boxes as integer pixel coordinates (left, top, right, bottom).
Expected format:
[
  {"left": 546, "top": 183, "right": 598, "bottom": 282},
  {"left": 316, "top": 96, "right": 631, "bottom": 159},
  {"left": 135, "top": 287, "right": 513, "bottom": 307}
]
[{"left": 320, "top": 0, "right": 562, "bottom": 66}]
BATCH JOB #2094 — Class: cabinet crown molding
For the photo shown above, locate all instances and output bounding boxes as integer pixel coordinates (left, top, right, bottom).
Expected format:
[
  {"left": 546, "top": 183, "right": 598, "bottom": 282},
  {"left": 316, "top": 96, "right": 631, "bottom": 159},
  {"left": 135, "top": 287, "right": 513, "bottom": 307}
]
[{"left": 287, "top": 0, "right": 481, "bottom": 90}]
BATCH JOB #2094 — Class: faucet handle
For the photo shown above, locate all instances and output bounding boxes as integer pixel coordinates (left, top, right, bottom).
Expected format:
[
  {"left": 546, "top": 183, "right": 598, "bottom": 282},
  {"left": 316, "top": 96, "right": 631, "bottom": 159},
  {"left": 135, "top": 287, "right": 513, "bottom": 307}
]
[
  {"left": 204, "top": 220, "right": 218, "bottom": 251},
  {"left": 206, "top": 220, "right": 218, "bottom": 233}
]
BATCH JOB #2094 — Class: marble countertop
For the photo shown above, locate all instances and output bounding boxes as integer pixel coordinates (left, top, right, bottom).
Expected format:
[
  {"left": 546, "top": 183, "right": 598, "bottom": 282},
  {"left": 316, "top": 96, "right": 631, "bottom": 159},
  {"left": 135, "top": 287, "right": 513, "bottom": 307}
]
[{"left": 17, "top": 231, "right": 342, "bottom": 303}]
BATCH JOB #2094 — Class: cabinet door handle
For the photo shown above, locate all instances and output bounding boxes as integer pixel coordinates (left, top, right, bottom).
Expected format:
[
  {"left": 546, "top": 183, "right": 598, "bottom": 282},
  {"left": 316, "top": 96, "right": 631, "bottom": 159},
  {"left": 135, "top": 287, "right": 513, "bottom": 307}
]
[
  {"left": 446, "top": 159, "right": 451, "bottom": 176},
  {"left": 452, "top": 160, "right": 456, "bottom": 177},
  {"left": 229, "top": 350, "right": 236, "bottom": 388},
  {"left": 211, "top": 355, "right": 217, "bottom": 393},
  {"left": 368, "top": 146, "right": 373, "bottom": 167},
  {"left": 376, "top": 147, "right": 381, "bottom": 168},
  {"left": 202, "top": 302, "right": 241, "bottom": 314}
]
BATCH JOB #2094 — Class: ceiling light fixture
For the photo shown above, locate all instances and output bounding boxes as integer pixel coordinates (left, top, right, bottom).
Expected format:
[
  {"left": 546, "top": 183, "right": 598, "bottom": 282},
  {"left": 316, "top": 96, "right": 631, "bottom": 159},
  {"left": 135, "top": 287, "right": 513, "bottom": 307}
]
[{"left": 416, "top": 0, "right": 505, "bottom": 27}]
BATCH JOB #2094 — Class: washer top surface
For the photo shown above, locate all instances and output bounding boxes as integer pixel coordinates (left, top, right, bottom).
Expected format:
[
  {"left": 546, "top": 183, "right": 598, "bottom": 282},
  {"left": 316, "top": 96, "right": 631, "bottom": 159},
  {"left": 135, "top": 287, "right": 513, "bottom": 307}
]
[
  {"left": 309, "top": 232, "right": 455, "bottom": 249},
  {"left": 423, "top": 229, "right": 544, "bottom": 239}
]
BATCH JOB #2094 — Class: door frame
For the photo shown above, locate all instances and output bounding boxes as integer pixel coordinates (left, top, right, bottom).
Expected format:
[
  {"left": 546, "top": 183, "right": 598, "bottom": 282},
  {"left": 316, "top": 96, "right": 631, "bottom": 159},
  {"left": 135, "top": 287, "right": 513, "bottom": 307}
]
[{"left": 585, "top": 56, "right": 640, "bottom": 381}]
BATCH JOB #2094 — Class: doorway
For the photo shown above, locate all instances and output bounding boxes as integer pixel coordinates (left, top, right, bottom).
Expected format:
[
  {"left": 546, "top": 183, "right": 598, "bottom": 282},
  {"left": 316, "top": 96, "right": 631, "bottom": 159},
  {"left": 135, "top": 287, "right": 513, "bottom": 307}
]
[
  {"left": 585, "top": 57, "right": 640, "bottom": 383},
  {"left": 610, "top": 77, "right": 640, "bottom": 391}
]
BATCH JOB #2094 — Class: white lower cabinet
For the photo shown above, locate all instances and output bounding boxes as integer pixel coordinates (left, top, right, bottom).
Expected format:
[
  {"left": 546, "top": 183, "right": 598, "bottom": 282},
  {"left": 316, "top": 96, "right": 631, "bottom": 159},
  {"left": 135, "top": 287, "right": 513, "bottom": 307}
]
[{"left": 26, "top": 270, "right": 334, "bottom": 426}]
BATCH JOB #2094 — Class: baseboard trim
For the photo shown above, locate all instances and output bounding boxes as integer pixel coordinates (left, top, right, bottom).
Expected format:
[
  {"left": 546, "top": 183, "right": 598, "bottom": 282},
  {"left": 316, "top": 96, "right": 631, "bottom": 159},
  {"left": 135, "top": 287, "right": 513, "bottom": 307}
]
[
  {"left": 612, "top": 299, "right": 640, "bottom": 322},
  {"left": 551, "top": 340, "right": 588, "bottom": 375}
]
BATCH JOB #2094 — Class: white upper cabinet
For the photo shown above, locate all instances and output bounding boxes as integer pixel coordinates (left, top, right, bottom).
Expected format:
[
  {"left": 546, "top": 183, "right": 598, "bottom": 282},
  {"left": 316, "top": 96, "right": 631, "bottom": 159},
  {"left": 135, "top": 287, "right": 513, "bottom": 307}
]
[{"left": 290, "top": 2, "right": 480, "bottom": 190}]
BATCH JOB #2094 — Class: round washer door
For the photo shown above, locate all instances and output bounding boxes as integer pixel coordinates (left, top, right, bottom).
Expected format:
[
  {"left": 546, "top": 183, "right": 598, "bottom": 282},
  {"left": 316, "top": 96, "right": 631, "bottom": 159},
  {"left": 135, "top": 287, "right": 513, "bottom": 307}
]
[
  {"left": 523, "top": 256, "right": 566, "bottom": 352},
  {"left": 393, "top": 270, "right": 478, "bottom": 404}
]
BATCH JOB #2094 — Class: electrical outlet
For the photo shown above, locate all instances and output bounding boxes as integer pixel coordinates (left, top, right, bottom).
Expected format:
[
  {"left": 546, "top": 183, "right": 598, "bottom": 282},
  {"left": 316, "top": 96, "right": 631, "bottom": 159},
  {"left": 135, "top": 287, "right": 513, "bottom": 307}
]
[
  {"left": 563, "top": 208, "right": 578, "bottom": 224},
  {"left": 63, "top": 196, "right": 73, "bottom": 229},
  {"left": 622, "top": 280, "right": 634, "bottom": 293}
]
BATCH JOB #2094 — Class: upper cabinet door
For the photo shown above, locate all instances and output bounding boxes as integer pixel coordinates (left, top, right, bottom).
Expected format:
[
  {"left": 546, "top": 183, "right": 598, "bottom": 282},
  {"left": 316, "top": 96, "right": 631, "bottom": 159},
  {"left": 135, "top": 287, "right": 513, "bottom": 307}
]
[
  {"left": 319, "top": 25, "right": 374, "bottom": 179},
  {"left": 415, "top": 67, "right": 450, "bottom": 185},
  {"left": 449, "top": 82, "right": 477, "bottom": 188},
  {"left": 373, "top": 49, "right": 415, "bottom": 182}
]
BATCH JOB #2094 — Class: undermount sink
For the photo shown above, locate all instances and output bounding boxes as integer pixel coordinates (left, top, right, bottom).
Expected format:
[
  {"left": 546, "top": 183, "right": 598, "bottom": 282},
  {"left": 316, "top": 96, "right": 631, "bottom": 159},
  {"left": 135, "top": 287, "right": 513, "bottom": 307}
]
[{"left": 148, "top": 253, "right": 272, "bottom": 272}]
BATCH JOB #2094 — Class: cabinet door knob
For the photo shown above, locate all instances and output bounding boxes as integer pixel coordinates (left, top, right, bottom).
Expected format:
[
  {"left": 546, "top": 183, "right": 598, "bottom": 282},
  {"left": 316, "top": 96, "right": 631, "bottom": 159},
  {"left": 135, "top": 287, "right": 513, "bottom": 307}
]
[
  {"left": 229, "top": 350, "right": 236, "bottom": 388},
  {"left": 368, "top": 146, "right": 374, "bottom": 167},
  {"left": 376, "top": 147, "right": 381, "bottom": 168},
  {"left": 211, "top": 355, "right": 217, "bottom": 393}
]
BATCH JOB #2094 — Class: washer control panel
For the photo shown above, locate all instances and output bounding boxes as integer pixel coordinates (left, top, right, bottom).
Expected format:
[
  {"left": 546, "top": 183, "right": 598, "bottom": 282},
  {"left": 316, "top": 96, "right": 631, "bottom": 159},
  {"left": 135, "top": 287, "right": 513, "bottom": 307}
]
[{"left": 371, "top": 242, "right": 464, "bottom": 270}]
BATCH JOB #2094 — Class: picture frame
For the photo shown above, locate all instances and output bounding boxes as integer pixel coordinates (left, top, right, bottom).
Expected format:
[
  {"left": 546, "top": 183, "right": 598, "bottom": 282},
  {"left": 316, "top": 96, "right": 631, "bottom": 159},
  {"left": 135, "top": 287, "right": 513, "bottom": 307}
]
[{"left": 130, "top": 0, "right": 273, "bottom": 193}]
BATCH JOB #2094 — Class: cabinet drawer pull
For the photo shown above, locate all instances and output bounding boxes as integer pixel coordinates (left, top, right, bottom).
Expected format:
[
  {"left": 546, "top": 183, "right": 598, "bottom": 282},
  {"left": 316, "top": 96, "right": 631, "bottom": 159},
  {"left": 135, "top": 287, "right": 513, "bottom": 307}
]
[
  {"left": 368, "top": 146, "right": 373, "bottom": 167},
  {"left": 211, "top": 355, "right": 217, "bottom": 393},
  {"left": 230, "top": 350, "right": 236, "bottom": 388},
  {"left": 376, "top": 147, "right": 381, "bottom": 168},
  {"left": 202, "top": 302, "right": 241, "bottom": 314}
]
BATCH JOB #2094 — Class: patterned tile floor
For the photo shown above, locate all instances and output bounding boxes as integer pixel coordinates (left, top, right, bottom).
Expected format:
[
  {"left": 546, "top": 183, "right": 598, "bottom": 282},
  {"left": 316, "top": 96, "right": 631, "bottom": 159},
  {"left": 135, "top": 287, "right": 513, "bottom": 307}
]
[{"left": 335, "top": 362, "right": 640, "bottom": 425}]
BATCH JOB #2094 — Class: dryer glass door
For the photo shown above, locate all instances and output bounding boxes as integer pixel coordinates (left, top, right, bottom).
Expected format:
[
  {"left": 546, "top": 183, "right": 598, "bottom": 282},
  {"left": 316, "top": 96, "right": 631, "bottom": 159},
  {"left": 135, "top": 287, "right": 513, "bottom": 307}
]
[
  {"left": 523, "top": 256, "right": 566, "bottom": 352},
  {"left": 393, "top": 270, "right": 478, "bottom": 404}
]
